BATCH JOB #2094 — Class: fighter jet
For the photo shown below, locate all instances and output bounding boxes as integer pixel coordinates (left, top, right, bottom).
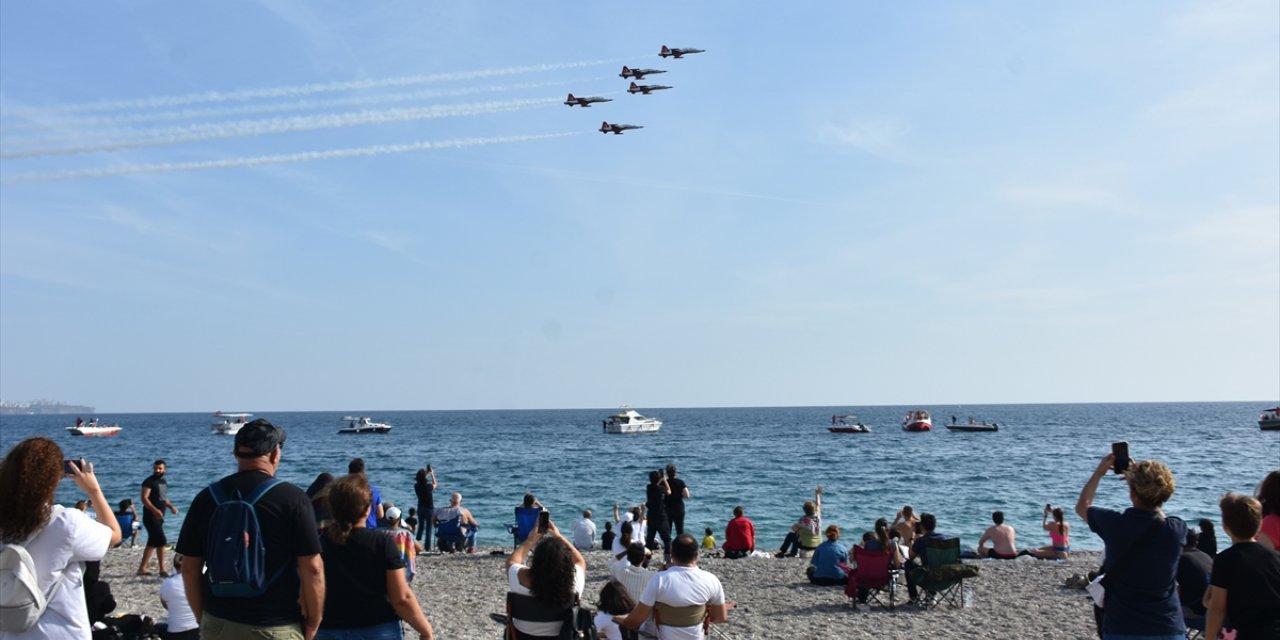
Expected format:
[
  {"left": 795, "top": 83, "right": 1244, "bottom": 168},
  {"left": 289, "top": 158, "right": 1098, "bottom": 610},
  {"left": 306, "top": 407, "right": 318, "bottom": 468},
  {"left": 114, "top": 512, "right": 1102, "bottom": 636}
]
[
  {"left": 564, "top": 93, "right": 612, "bottom": 107},
  {"left": 620, "top": 65, "right": 667, "bottom": 80},
  {"left": 600, "top": 121, "right": 643, "bottom": 135},
  {"left": 659, "top": 45, "right": 705, "bottom": 58},
  {"left": 627, "top": 82, "right": 672, "bottom": 95}
]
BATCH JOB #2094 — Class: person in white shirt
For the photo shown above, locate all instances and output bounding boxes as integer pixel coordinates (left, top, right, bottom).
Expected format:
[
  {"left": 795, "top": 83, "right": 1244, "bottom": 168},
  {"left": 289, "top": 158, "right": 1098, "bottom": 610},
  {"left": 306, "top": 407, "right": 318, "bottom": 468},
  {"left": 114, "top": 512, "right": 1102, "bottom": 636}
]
[
  {"left": 573, "top": 509, "right": 597, "bottom": 550},
  {"left": 611, "top": 543, "right": 655, "bottom": 604},
  {"left": 158, "top": 554, "right": 199, "bottom": 639},
  {"left": 618, "top": 534, "right": 730, "bottom": 640},
  {"left": 593, "top": 580, "right": 636, "bottom": 640},
  {"left": 505, "top": 518, "right": 586, "bottom": 638},
  {"left": 0, "top": 438, "right": 122, "bottom": 640}
]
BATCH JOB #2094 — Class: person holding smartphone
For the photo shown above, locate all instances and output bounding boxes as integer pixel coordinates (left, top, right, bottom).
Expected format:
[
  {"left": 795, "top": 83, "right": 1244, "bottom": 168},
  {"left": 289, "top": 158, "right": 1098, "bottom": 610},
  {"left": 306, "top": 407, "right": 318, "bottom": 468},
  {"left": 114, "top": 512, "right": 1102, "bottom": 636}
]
[
  {"left": 504, "top": 516, "right": 587, "bottom": 638},
  {"left": 1075, "top": 449, "right": 1186, "bottom": 639}
]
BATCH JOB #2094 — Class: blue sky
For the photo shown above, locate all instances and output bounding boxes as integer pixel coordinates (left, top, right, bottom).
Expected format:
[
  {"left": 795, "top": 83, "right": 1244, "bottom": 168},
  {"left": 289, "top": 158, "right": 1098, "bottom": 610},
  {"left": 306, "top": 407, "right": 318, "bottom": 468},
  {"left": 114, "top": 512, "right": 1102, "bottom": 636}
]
[{"left": 1, "top": 1, "right": 1277, "bottom": 412}]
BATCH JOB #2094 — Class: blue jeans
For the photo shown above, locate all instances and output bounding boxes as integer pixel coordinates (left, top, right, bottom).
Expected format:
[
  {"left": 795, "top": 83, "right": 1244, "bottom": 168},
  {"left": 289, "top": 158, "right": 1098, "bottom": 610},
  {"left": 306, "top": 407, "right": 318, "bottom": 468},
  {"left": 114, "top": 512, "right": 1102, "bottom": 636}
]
[
  {"left": 415, "top": 504, "right": 433, "bottom": 548},
  {"left": 316, "top": 621, "right": 402, "bottom": 640}
]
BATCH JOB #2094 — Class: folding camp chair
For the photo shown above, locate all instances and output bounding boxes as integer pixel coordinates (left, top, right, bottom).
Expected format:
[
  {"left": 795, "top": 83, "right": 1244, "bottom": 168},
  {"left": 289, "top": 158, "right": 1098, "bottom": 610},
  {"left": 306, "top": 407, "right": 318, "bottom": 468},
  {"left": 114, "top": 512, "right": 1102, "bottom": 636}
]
[
  {"left": 910, "top": 537, "right": 978, "bottom": 609},
  {"left": 846, "top": 546, "right": 900, "bottom": 610},
  {"left": 512, "top": 507, "right": 542, "bottom": 546}
]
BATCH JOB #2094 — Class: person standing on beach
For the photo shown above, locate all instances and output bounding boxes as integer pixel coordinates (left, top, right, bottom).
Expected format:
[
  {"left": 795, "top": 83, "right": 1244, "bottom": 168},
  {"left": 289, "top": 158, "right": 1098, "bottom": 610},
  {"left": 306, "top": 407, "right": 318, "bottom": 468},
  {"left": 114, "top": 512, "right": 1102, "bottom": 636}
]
[
  {"left": 176, "top": 419, "right": 324, "bottom": 640},
  {"left": 977, "top": 511, "right": 1018, "bottom": 559},
  {"left": 1203, "top": 493, "right": 1280, "bottom": 640},
  {"left": 617, "top": 534, "right": 729, "bottom": 640},
  {"left": 664, "top": 463, "right": 691, "bottom": 538},
  {"left": 1075, "top": 453, "right": 1186, "bottom": 639},
  {"left": 413, "top": 466, "right": 436, "bottom": 549},
  {"left": 723, "top": 506, "right": 755, "bottom": 559},
  {"left": 138, "top": 459, "right": 178, "bottom": 577},
  {"left": 645, "top": 470, "right": 673, "bottom": 561},
  {"left": 348, "top": 458, "right": 383, "bottom": 529}
]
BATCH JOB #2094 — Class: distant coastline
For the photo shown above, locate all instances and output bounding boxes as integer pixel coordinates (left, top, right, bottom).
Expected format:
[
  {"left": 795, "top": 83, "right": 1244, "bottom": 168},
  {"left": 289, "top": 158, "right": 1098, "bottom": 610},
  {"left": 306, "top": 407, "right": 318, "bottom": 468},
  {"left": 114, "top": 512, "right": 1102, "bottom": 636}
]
[{"left": 0, "top": 400, "right": 95, "bottom": 416}]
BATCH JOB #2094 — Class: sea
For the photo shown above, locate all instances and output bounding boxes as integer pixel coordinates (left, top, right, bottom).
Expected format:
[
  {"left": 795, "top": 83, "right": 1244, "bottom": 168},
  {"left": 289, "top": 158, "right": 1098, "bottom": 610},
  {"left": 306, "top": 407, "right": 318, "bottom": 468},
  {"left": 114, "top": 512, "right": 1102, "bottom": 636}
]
[{"left": 2, "top": 402, "right": 1276, "bottom": 551}]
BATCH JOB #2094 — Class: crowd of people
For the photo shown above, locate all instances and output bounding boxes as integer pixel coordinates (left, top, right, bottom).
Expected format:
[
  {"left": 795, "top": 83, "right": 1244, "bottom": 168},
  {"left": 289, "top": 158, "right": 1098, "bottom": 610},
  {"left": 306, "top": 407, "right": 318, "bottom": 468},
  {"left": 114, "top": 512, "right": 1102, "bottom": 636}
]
[{"left": 2, "top": 426, "right": 1277, "bottom": 640}]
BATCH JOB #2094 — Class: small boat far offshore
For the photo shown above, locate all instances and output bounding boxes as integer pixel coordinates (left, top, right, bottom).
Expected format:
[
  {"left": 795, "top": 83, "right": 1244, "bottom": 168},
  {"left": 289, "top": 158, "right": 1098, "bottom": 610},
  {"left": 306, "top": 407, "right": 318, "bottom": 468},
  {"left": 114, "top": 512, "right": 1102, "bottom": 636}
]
[
  {"left": 1260, "top": 407, "right": 1280, "bottom": 431},
  {"left": 338, "top": 416, "right": 393, "bottom": 434},
  {"left": 67, "top": 418, "right": 121, "bottom": 436},
  {"left": 602, "top": 405, "right": 662, "bottom": 434},
  {"left": 902, "top": 409, "right": 933, "bottom": 432},
  {"left": 828, "top": 414, "right": 871, "bottom": 433},
  {"left": 211, "top": 411, "right": 252, "bottom": 435}
]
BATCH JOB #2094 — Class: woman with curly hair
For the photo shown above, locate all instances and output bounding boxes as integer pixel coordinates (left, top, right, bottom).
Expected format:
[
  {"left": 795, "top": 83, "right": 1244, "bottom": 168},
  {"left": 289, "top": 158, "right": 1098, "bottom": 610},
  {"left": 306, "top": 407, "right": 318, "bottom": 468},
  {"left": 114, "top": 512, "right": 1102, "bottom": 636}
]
[
  {"left": 1076, "top": 452, "right": 1187, "bottom": 639},
  {"left": 0, "top": 437, "right": 121, "bottom": 638},
  {"left": 316, "top": 473, "right": 434, "bottom": 640},
  {"left": 504, "top": 516, "right": 587, "bottom": 639},
  {"left": 1255, "top": 470, "right": 1280, "bottom": 551}
]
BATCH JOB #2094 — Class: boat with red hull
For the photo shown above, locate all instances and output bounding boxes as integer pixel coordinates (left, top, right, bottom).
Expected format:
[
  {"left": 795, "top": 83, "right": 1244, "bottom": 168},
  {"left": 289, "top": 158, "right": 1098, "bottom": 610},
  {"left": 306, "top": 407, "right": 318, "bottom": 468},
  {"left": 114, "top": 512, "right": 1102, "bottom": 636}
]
[{"left": 902, "top": 409, "right": 932, "bottom": 432}]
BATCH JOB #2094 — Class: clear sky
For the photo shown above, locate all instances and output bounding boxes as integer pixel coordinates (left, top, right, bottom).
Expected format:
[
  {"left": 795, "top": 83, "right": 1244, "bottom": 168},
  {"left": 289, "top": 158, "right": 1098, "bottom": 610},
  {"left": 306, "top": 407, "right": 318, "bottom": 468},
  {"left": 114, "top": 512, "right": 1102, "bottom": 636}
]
[{"left": 1, "top": 1, "right": 1277, "bottom": 412}]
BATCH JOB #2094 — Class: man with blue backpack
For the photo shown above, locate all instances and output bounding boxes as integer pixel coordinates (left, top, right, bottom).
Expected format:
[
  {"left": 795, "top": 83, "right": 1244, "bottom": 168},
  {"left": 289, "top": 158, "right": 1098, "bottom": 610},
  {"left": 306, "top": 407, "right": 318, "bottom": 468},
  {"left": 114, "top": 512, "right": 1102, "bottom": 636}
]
[{"left": 176, "top": 419, "right": 325, "bottom": 639}]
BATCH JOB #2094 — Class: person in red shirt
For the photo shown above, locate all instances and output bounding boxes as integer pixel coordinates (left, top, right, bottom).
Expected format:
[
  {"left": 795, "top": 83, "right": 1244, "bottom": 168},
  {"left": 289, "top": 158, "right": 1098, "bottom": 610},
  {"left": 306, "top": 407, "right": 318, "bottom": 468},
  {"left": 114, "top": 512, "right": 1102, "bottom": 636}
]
[{"left": 723, "top": 505, "right": 755, "bottom": 559}]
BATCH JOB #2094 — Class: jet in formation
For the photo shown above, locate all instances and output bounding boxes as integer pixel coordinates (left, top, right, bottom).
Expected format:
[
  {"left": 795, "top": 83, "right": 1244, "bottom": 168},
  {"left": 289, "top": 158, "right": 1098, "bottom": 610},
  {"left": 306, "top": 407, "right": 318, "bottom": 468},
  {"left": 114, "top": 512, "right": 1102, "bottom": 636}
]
[
  {"left": 659, "top": 45, "right": 705, "bottom": 59},
  {"left": 599, "top": 121, "right": 643, "bottom": 135},
  {"left": 627, "top": 82, "right": 672, "bottom": 95},
  {"left": 564, "top": 93, "right": 613, "bottom": 107},
  {"left": 620, "top": 66, "right": 667, "bottom": 80}
]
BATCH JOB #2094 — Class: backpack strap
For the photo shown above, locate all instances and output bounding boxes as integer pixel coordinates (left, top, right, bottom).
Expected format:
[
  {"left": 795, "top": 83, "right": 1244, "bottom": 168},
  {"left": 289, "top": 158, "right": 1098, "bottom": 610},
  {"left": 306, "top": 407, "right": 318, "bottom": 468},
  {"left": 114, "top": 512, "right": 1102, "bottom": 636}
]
[{"left": 208, "top": 477, "right": 284, "bottom": 505}]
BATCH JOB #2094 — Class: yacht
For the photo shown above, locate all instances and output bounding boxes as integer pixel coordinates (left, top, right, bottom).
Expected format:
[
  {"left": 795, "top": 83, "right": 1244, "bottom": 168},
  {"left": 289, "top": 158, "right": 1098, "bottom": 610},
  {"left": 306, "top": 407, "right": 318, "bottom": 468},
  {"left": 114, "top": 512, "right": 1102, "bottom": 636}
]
[
  {"left": 67, "top": 418, "right": 121, "bottom": 437},
  {"left": 211, "top": 412, "right": 252, "bottom": 435},
  {"left": 602, "top": 406, "right": 662, "bottom": 434},
  {"left": 338, "top": 416, "right": 393, "bottom": 434}
]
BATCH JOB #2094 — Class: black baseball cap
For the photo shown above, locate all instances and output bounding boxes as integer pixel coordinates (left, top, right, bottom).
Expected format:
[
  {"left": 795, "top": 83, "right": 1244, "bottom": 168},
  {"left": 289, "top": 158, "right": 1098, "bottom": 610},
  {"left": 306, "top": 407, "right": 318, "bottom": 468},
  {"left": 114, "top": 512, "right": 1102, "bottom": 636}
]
[{"left": 234, "top": 419, "right": 286, "bottom": 458}]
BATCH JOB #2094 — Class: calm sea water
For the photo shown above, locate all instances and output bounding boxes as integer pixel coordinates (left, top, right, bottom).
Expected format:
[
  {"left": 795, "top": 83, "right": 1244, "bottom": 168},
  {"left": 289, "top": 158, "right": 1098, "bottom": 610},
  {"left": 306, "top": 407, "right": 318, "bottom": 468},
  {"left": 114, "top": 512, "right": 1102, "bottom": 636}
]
[{"left": 2, "top": 402, "right": 1276, "bottom": 551}]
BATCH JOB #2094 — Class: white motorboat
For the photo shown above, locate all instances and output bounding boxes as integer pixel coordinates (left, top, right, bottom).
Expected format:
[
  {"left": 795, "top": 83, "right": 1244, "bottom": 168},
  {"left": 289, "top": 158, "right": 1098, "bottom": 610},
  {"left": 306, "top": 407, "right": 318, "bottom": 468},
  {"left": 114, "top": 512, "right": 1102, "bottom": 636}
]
[
  {"left": 902, "top": 409, "right": 933, "bottom": 432},
  {"left": 338, "top": 416, "right": 393, "bottom": 434},
  {"left": 602, "top": 406, "right": 662, "bottom": 434},
  {"left": 1260, "top": 407, "right": 1280, "bottom": 431},
  {"left": 211, "top": 412, "right": 252, "bottom": 435},
  {"left": 67, "top": 418, "right": 121, "bottom": 437},
  {"left": 829, "top": 414, "right": 871, "bottom": 433}
]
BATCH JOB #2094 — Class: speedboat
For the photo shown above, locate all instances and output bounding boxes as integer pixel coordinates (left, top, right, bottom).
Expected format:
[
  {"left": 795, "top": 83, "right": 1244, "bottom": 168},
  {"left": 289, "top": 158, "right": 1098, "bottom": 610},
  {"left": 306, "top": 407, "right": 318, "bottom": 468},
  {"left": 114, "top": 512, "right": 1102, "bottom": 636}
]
[
  {"left": 828, "top": 414, "right": 871, "bottom": 433},
  {"left": 211, "top": 412, "right": 252, "bottom": 435},
  {"left": 602, "top": 406, "right": 662, "bottom": 434},
  {"left": 902, "top": 409, "right": 932, "bottom": 432},
  {"left": 1260, "top": 407, "right": 1280, "bottom": 431},
  {"left": 67, "top": 419, "right": 121, "bottom": 437},
  {"left": 338, "top": 416, "right": 393, "bottom": 434},
  {"left": 946, "top": 418, "right": 999, "bottom": 432}
]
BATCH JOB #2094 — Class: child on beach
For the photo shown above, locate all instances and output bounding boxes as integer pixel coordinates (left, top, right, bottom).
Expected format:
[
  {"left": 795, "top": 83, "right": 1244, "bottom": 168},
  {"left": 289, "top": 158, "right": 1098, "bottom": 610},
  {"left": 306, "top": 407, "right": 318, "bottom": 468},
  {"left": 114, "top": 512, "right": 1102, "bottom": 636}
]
[
  {"left": 595, "top": 579, "right": 637, "bottom": 640},
  {"left": 601, "top": 521, "right": 616, "bottom": 552},
  {"left": 702, "top": 527, "right": 716, "bottom": 550}
]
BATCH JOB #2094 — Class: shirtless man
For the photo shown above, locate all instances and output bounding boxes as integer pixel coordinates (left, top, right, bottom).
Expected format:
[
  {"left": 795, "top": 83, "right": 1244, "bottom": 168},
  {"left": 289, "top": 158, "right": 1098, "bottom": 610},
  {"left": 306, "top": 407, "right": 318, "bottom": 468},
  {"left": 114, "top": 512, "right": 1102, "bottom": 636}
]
[
  {"left": 977, "top": 511, "right": 1019, "bottom": 559},
  {"left": 892, "top": 505, "right": 920, "bottom": 548}
]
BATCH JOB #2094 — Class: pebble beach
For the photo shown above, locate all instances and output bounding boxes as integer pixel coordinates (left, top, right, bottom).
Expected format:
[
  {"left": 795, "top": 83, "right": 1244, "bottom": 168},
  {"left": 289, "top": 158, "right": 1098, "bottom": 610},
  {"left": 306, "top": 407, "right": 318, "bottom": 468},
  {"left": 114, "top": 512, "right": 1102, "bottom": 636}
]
[{"left": 102, "top": 545, "right": 1104, "bottom": 640}]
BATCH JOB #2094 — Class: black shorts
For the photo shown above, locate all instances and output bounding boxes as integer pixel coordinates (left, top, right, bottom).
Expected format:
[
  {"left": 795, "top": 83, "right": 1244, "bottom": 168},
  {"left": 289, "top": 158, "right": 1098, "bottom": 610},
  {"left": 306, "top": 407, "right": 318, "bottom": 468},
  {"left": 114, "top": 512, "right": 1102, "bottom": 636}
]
[{"left": 143, "top": 516, "right": 166, "bottom": 547}]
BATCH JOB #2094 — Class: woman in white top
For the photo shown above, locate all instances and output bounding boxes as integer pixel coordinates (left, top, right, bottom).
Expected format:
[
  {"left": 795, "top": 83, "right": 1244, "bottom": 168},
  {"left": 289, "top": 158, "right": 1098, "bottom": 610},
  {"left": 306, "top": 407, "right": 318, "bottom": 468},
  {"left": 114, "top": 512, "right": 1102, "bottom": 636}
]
[
  {"left": 158, "top": 554, "right": 199, "bottom": 639},
  {"left": 0, "top": 437, "right": 122, "bottom": 639},
  {"left": 505, "top": 518, "right": 586, "bottom": 638}
]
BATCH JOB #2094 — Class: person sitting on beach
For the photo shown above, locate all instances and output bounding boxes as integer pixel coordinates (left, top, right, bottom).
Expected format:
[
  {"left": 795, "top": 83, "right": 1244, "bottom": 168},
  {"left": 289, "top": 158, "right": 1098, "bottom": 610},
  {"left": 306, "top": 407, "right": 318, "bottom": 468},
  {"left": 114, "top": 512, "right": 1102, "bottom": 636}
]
[
  {"left": 613, "top": 519, "right": 642, "bottom": 561},
  {"left": 115, "top": 498, "right": 140, "bottom": 548},
  {"left": 616, "top": 534, "right": 730, "bottom": 640},
  {"left": 977, "top": 511, "right": 1018, "bottom": 559},
  {"left": 601, "top": 521, "right": 616, "bottom": 552},
  {"left": 905, "top": 512, "right": 948, "bottom": 603},
  {"left": 594, "top": 579, "right": 638, "bottom": 640},
  {"left": 1203, "top": 492, "right": 1280, "bottom": 640},
  {"left": 777, "top": 486, "right": 822, "bottom": 558},
  {"left": 1176, "top": 530, "right": 1212, "bottom": 622},
  {"left": 514, "top": 493, "right": 544, "bottom": 545},
  {"left": 317, "top": 473, "right": 434, "bottom": 639},
  {"left": 612, "top": 502, "right": 647, "bottom": 552},
  {"left": 611, "top": 542, "right": 656, "bottom": 605},
  {"left": 1198, "top": 518, "right": 1218, "bottom": 557},
  {"left": 1021, "top": 506, "right": 1070, "bottom": 559},
  {"left": 807, "top": 525, "right": 848, "bottom": 586},
  {"left": 404, "top": 507, "right": 418, "bottom": 534},
  {"left": 702, "top": 527, "right": 716, "bottom": 551},
  {"left": 723, "top": 505, "right": 755, "bottom": 559},
  {"left": 892, "top": 505, "right": 920, "bottom": 548},
  {"left": 573, "top": 509, "right": 597, "bottom": 551},
  {"left": 1076, "top": 452, "right": 1186, "bottom": 639},
  {"left": 158, "top": 553, "right": 198, "bottom": 640},
  {"left": 1258, "top": 470, "right": 1280, "bottom": 551},
  {"left": 433, "top": 491, "right": 478, "bottom": 553},
  {"left": 505, "top": 516, "right": 587, "bottom": 638}
]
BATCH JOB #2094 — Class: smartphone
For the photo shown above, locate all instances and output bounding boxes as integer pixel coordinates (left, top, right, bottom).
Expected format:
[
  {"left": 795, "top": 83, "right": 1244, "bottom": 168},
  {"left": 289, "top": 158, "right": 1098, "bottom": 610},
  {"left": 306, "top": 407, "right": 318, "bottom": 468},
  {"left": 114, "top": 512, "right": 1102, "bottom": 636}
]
[
  {"left": 63, "top": 459, "right": 82, "bottom": 474},
  {"left": 1111, "top": 441, "right": 1131, "bottom": 474},
  {"left": 538, "top": 510, "right": 551, "bottom": 534}
]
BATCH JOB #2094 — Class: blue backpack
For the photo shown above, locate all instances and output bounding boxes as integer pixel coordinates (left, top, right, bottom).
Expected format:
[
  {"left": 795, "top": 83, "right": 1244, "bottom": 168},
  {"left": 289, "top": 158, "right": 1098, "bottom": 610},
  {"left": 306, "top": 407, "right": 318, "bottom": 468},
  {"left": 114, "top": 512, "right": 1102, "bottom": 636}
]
[{"left": 205, "top": 478, "right": 286, "bottom": 598}]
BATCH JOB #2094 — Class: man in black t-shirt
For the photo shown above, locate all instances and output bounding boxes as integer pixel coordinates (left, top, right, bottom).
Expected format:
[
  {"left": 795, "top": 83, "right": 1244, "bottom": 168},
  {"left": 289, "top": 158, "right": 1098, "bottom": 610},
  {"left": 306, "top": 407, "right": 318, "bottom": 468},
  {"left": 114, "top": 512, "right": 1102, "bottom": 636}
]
[
  {"left": 1205, "top": 493, "right": 1280, "bottom": 640},
  {"left": 138, "top": 459, "right": 178, "bottom": 577},
  {"left": 176, "top": 419, "right": 324, "bottom": 640},
  {"left": 664, "top": 463, "right": 691, "bottom": 538},
  {"left": 1176, "top": 530, "right": 1212, "bottom": 618}
]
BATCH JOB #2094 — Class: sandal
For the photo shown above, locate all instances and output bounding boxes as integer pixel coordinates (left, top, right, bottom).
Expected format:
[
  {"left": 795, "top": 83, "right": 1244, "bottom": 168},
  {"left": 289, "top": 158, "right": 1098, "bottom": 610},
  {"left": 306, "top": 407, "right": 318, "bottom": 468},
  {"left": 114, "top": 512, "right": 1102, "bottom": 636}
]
[{"left": 136, "top": 571, "right": 153, "bottom": 576}]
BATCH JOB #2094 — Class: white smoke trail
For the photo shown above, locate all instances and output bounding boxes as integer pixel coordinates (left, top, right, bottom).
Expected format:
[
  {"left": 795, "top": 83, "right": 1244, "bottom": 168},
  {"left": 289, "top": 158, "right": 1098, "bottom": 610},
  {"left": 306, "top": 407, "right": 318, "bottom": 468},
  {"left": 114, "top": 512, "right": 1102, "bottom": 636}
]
[
  {"left": 0, "top": 133, "right": 578, "bottom": 184},
  {"left": 0, "top": 77, "right": 602, "bottom": 135},
  {"left": 4, "top": 59, "right": 628, "bottom": 116},
  {"left": 1, "top": 97, "right": 562, "bottom": 159}
]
